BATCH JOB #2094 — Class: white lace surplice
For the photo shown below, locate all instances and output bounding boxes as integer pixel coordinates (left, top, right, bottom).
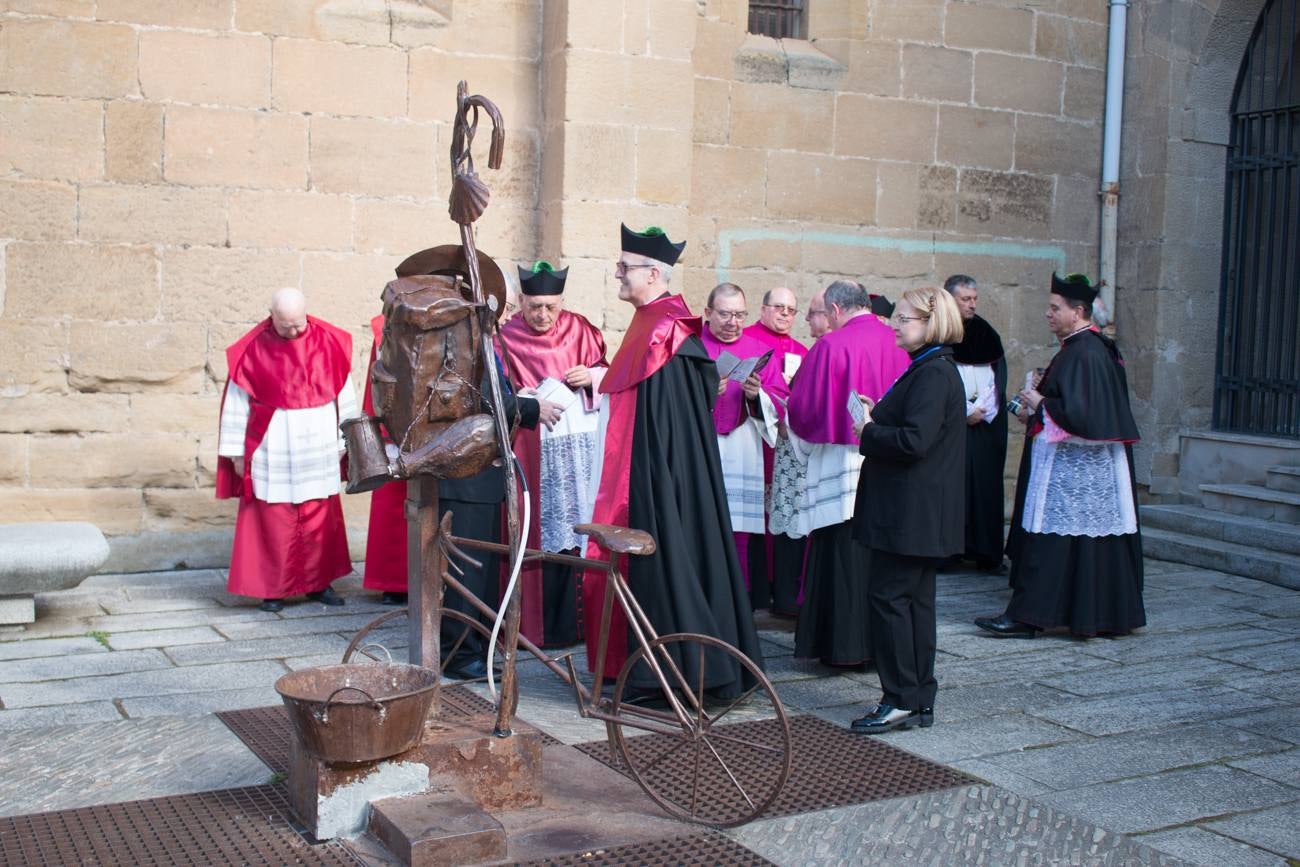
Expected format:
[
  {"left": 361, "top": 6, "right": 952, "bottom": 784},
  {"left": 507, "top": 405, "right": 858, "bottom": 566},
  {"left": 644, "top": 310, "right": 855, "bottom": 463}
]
[
  {"left": 217, "top": 378, "right": 360, "bottom": 504},
  {"left": 538, "top": 397, "right": 601, "bottom": 552},
  {"left": 1021, "top": 408, "right": 1137, "bottom": 537},
  {"left": 767, "top": 433, "right": 809, "bottom": 539},
  {"left": 717, "top": 390, "right": 778, "bottom": 535}
]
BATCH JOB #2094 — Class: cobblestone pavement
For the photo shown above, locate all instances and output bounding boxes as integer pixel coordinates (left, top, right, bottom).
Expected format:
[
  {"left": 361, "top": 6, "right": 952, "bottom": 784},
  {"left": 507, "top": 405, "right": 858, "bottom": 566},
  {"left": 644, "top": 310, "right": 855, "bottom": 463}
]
[{"left": 0, "top": 559, "right": 1296, "bottom": 865}]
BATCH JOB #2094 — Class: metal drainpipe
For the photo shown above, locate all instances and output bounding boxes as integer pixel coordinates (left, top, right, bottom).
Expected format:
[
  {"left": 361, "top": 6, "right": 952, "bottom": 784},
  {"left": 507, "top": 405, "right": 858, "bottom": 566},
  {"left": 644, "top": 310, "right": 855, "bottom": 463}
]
[{"left": 1099, "top": 0, "right": 1129, "bottom": 333}]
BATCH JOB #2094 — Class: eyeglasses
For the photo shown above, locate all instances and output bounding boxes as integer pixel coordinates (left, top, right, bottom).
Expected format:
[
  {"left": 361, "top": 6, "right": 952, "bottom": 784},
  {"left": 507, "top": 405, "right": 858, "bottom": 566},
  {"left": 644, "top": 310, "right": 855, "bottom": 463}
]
[
  {"left": 763, "top": 304, "right": 798, "bottom": 315},
  {"left": 890, "top": 314, "right": 929, "bottom": 325},
  {"left": 615, "top": 261, "right": 654, "bottom": 275},
  {"left": 710, "top": 310, "right": 748, "bottom": 322}
]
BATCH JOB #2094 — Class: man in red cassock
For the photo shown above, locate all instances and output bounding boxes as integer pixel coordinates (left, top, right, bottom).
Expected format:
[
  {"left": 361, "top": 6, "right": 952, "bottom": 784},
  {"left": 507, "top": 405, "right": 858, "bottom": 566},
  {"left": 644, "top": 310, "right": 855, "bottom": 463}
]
[
  {"left": 497, "top": 261, "right": 609, "bottom": 648},
  {"left": 217, "top": 288, "right": 358, "bottom": 612},
  {"left": 743, "top": 286, "right": 810, "bottom": 616},
  {"left": 584, "top": 225, "right": 763, "bottom": 701},
  {"left": 360, "top": 313, "right": 408, "bottom": 606},
  {"left": 699, "top": 282, "right": 783, "bottom": 608}
]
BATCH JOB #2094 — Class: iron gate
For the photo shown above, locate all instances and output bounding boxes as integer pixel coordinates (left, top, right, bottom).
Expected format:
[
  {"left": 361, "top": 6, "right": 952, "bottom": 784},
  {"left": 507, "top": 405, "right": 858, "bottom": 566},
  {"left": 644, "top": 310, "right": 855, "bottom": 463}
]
[{"left": 1214, "top": 0, "right": 1300, "bottom": 437}]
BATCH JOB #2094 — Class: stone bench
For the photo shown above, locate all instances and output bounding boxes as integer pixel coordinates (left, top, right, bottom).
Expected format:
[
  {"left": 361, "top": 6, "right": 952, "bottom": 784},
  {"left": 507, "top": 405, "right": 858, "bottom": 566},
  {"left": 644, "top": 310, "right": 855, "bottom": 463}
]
[{"left": 0, "top": 522, "right": 110, "bottom": 625}]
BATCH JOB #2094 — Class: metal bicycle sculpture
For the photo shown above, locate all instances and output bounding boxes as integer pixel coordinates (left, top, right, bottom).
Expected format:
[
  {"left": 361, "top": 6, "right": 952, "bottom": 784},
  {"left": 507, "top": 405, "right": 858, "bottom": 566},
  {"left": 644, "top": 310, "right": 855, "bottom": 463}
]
[{"left": 341, "top": 81, "right": 791, "bottom": 829}]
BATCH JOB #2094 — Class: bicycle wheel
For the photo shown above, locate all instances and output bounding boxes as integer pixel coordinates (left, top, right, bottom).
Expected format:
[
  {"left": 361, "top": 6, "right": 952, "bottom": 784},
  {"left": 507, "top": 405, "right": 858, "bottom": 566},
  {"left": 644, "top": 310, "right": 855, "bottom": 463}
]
[
  {"left": 342, "top": 607, "right": 505, "bottom": 684},
  {"left": 608, "top": 633, "right": 792, "bottom": 827}
]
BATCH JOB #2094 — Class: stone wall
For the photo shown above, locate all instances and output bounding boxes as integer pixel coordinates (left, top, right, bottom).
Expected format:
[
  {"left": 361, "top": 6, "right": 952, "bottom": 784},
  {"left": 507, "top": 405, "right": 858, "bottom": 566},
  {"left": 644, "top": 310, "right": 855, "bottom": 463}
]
[
  {"left": 0, "top": 0, "right": 1247, "bottom": 569},
  {"left": 0, "top": 0, "right": 544, "bottom": 570}
]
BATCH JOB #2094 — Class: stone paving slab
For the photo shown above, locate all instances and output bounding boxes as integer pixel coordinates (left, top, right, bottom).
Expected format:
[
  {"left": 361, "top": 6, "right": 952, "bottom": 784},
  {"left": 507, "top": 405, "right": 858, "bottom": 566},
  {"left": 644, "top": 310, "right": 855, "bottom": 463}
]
[
  {"left": 1036, "top": 764, "right": 1299, "bottom": 835},
  {"left": 0, "top": 647, "right": 173, "bottom": 684},
  {"left": 0, "top": 635, "right": 107, "bottom": 660},
  {"left": 908, "top": 681, "right": 1078, "bottom": 723},
  {"left": 0, "top": 716, "right": 271, "bottom": 818},
  {"left": 947, "top": 758, "right": 1056, "bottom": 797},
  {"left": 0, "top": 659, "right": 288, "bottom": 708},
  {"left": 769, "top": 674, "right": 874, "bottom": 710},
  {"left": 1209, "top": 637, "right": 1300, "bottom": 671},
  {"left": 933, "top": 644, "right": 1120, "bottom": 686},
  {"left": 979, "top": 723, "right": 1291, "bottom": 789},
  {"left": 105, "top": 625, "right": 225, "bottom": 650},
  {"left": 0, "top": 700, "right": 123, "bottom": 732},
  {"left": 98, "top": 596, "right": 227, "bottom": 615},
  {"left": 1077, "top": 623, "right": 1293, "bottom": 663},
  {"left": 1227, "top": 747, "right": 1300, "bottom": 787},
  {"left": 1136, "top": 827, "right": 1291, "bottom": 867},
  {"left": 84, "top": 606, "right": 276, "bottom": 633},
  {"left": 1028, "top": 685, "right": 1285, "bottom": 737},
  {"left": 1039, "top": 654, "right": 1258, "bottom": 697},
  {"left": 728, "top": 785, "right": 1187, "bottom": 866},
  {"left": 1223, "top": 706, "right": 1300, "bottom": 745},
  {"left": 164, "top": 631, "right": 352, "bottom": 666},
  {"left": 120, "top": 684, "right": 284, "bottom": 718},
  {"left": 215, "top": 609, "right": 382, "bottom": 640},
  {"left": 1205, "top": 801, "right": 1300, "bottom": 859},
  {"left": 809, "top": 706, "right": 1084, "bottom": 764}
]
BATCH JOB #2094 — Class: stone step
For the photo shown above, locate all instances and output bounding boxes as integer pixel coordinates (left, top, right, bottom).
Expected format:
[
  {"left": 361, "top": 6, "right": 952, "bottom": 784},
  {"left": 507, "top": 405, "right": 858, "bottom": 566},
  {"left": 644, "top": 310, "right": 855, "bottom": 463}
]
[
  {"left": 1141, "top": 503, "right": 1300, "bottom": 556},
  {"left": 368, "top": 792, "right": 507, "bottom": 867},
  {"left": 1143, "top": 527, "right": 1300, "bottom": 590},
  {"left": 1266, "top": 465, "right": 1300, "bottom": 494},
  {"left": 1199, "top": 483, "right": 1300, "bottom": 524}
]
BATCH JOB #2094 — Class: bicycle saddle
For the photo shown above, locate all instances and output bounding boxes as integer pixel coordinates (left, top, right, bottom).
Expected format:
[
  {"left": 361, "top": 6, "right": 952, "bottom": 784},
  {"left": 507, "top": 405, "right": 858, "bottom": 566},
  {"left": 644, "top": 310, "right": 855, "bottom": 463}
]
[{"left": 576, "top": 523, "right": 656, "bottom": 557}]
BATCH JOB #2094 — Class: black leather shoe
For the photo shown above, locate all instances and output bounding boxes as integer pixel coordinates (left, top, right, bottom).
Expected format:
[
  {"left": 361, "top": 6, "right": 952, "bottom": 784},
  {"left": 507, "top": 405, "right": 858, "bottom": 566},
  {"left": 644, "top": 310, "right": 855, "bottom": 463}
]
[
  {"left": 621, "top": 687, "right": 671, "bottom": 709},
  {"left": 259, "top": 598, "right": 284, "bottom": 613},
  {"left": 306, "top": 587, "right": 345, "bottom": 606},
  {"left": 974, "top": 614, "right": 1037, "bottom": 638},
  {"left": 381, "top": 592, "right": 407, "bottom": 606},
  {"left": 918, "top": 706, "right": 934, "bottom": 728},
  {"left": 443, "top": 654, "right": 490, "bottom": 680},
  {"left": 850, "top": 704, "right": 918, "bottom": 734}
]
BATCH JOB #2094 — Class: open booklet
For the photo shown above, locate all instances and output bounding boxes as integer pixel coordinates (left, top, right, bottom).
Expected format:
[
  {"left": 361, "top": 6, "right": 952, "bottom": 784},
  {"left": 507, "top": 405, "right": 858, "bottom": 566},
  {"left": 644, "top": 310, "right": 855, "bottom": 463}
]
[
  {"left": 533, "top": 376, "right": 579, "bottom": 411},
  {"left": 847, "top": 389, "right": 869, "bottom": 426},
  {"left": 715, "top": 349, "right": 774, "bottom": 383}
]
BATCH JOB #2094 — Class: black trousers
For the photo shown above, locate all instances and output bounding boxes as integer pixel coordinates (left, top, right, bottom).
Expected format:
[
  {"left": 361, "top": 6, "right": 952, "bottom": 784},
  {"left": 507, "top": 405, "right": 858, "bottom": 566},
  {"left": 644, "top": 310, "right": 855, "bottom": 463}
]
[
  {"left": 867, "top": 548, "right": 938, "bottom": 710},
  {"left": 770, "top": 533, "right": 806, "bottom": 616},
  {"left": 438, "top": 499, "right": 500, "bottom": 659}
]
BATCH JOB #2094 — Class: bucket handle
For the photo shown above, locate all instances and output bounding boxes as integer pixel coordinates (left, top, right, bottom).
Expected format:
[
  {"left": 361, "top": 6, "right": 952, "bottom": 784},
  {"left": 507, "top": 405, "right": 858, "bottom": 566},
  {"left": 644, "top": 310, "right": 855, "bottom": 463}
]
[
  {"left": 315, "top": 686, "right": 387, "bottom": 727},
  {"left": 357, "top": 643, "right": 394, "bottom": 665}
]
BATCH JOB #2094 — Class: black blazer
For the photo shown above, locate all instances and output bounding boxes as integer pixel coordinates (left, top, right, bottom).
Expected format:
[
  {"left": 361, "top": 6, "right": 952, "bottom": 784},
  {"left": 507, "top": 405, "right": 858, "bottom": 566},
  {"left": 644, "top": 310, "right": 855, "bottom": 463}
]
[
  {"left": 852, "top": 345, "right": 966, "bottom": 558},
  {"left": 440, "top": 369, "right": 539, "bottom": 504}
]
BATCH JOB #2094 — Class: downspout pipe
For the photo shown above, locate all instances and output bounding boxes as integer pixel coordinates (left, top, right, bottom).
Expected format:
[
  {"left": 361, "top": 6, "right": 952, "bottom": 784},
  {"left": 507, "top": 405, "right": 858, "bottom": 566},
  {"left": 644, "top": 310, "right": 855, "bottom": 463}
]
[{"left": 1099, "top": 0, "right": 1128, "bottom": 332}]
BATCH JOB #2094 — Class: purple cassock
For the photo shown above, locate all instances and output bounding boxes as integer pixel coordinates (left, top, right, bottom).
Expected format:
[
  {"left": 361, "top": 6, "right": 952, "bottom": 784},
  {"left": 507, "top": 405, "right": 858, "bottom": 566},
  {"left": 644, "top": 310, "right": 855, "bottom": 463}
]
[
  {"left": 700, "top": 326, "right": 784, "bottom": 604},
  {"left": 788, "top": 314, "right": 910, "bottom": 445},
  {"left": 786, "top": 311, "right": 910, "bottom": 667}
]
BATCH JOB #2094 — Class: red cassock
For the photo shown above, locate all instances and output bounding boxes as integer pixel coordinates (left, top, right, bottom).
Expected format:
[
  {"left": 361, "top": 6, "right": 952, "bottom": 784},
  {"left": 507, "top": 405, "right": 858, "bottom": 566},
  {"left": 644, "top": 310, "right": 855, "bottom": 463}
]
[
  {"left": 497, "top": 310, "right": 608, "bottom": 645},
  {"left": 216, "top": 316, "right": 354, "bottom": 600},
  {"left": 584, "top": 295, "right": 699, "bottom": 678},
  {"left": 360, "top": 315, "right": 409, "bottom": 594}
]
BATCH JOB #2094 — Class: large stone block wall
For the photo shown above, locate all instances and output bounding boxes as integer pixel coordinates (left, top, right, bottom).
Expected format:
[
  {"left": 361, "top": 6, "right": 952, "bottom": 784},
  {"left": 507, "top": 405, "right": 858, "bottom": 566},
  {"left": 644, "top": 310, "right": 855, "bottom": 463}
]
[
  {"left": 0, "top": 0, "right": 544, "bottom": 570},
  {"left": 1, "top": 0, "right": 1246, "bottom": 568}
]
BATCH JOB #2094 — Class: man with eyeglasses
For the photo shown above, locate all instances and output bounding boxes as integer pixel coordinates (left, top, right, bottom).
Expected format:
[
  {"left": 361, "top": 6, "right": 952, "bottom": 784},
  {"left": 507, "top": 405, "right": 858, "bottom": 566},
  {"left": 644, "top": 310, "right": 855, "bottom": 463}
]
[
  {"left": 743, "top": 287, "right": 811, "bottom": 616},
  {"left": 701, "top": 282, "right": 784, "bottom": 610},
  {"left": 582, "top": 225, "right": 764, "bottom": 702},
  {"left": 805, "top": 287, "right": 832, "bottom": 339},
  {"left": 786, "top": 280, "right": 910, "bottom": 668}
]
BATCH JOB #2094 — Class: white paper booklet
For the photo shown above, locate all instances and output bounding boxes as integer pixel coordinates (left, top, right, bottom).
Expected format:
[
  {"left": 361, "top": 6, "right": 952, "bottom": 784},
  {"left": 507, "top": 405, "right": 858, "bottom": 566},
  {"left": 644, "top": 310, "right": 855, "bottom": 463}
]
[{"left": 534, "top": 376, "right": 579, "bottom": 411}]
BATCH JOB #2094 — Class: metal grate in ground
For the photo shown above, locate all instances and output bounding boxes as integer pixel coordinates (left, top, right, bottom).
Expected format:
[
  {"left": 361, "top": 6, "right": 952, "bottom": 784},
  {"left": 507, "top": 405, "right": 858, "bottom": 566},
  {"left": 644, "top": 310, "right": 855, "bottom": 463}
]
[
  {"left": 576, "top": 714, "right": 974, "bottom": 820},
  {"left": 516, "top": 831, "right": 774, "bottom": 866},
  {"left": 0, "top": 785, "right": 362, "bottom": 867},
  {"left": 217, "top": 685, "right": 556, "bottom": 774}
]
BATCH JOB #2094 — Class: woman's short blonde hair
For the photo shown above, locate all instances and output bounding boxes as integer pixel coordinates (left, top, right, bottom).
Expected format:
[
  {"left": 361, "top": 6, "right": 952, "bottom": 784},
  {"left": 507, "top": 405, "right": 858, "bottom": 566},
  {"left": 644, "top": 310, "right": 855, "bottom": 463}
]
[{"left": 901, "top": 286, "right": 965, "bottom": 345}]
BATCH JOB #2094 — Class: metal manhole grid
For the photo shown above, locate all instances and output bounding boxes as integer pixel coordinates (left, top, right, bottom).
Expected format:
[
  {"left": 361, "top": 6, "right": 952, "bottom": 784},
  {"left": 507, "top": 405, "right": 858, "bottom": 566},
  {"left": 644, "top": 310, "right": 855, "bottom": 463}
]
[
  {"left": 0, "top": 786, "right": 362, "bottom": 867},
  {"left": 515, "top": 831, "right": 776, "bottom": 866},
  {"left": 576, "top": 714, "right": 974, "bottom": 821}
]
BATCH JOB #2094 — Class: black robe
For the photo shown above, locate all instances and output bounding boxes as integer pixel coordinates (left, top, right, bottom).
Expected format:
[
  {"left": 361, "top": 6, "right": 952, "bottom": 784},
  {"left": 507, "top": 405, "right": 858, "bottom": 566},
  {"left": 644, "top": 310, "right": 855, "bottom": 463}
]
[
  {"left": 623, "top": 336, "right": 765, "bottom": 698},
  {"left": 953, "top": 315, "right": 1009, "bottom": 566},
  {"left": 1005, "top": 328, "right": 1145, "bottom": 636}
]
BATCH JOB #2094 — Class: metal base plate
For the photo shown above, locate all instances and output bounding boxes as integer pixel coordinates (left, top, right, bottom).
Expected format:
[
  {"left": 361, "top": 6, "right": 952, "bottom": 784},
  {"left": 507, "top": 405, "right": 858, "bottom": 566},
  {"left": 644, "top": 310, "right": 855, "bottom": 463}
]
[{"left": 576, "top": 714, "right": 974, "bottom": 819}]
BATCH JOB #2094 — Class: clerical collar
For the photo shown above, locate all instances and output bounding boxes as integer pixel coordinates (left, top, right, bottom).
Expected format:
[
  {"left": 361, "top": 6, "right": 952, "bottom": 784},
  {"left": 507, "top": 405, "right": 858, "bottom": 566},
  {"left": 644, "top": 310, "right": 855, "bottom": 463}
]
[{"left": 1060, "top": 324, "right": 1092, "bottom": 343}]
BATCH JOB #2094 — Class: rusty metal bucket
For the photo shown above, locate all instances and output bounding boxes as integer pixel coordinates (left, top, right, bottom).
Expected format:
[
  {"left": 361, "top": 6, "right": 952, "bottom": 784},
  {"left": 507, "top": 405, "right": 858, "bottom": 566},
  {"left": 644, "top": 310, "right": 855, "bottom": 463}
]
[
  {"left": 341, "top": 415, "right": 392, "bottom": 494},
  {"left": 274, "top": 663, "right": 438, "bottom": 764}
]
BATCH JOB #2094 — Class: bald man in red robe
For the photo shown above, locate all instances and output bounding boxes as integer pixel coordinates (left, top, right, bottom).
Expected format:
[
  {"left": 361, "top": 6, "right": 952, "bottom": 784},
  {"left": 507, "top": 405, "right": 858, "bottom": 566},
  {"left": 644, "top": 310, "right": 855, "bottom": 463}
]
[
  {"left": 217, "top": 289, "right": 358, "bottom": 612},
  {"left": 497, "top": 261, "right": 608, "bottom": 648}
]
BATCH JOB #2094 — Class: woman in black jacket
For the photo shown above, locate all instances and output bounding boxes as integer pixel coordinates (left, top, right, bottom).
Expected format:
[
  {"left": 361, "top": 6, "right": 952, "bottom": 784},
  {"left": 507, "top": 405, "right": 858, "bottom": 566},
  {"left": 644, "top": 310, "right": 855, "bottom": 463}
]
[{"left": 850, "top": 286, "right": 967, "bottom": 733}]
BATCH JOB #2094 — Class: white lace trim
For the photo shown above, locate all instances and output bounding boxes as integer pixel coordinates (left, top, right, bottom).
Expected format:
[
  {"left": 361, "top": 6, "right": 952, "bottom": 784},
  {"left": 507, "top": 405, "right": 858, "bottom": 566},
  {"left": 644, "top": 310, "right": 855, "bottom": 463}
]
[
  {"left": 768, "top": 435, "right": 808, "bottom": 538},
  {"left": 1022, "top": 422, "right": 1137, "bottom": 537},
  {"left": 539, "top": 430, "right": 599, "bottom": 551}
]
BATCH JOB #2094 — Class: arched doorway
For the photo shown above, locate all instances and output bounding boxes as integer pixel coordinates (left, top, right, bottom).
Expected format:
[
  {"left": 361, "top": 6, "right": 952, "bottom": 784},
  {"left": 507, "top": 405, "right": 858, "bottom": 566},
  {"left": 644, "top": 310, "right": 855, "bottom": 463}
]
[{"left": 1214, "top": 0, "right": 1300, "bottom": 437}]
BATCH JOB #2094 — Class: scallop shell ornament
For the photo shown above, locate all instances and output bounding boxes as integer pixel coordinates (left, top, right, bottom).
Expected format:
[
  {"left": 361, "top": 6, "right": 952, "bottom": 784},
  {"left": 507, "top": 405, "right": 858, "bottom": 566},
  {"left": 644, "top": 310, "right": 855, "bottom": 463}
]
[{"left": 449, "top": 170, "right": 491, "bottom": 225}]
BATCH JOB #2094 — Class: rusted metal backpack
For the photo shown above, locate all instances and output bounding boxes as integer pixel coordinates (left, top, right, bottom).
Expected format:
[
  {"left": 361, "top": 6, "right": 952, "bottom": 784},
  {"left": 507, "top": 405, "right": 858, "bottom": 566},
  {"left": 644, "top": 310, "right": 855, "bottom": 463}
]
[{"left": 343, "top": 244, "right": 507, "bottom": 489}]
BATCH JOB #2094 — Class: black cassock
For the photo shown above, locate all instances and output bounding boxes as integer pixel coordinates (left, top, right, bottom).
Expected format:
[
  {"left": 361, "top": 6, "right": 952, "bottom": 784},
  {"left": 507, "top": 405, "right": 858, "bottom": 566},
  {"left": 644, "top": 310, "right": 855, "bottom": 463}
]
[
  {"left": 953, "top": 315, "right": 1009, "bottom": 568},
  {"left": 623, "top": 336, "right": 765, "bottom": 699},
  {"left": 1005, "top": 328, "right": 1145, "bottom": 636}
]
